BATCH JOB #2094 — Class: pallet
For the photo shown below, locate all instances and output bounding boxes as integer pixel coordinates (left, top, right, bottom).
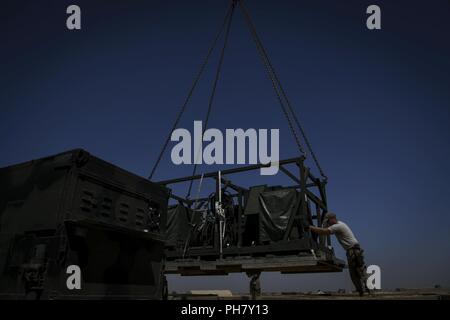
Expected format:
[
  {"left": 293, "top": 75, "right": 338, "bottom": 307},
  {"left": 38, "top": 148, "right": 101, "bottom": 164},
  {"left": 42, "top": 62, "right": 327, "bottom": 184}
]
[{"left": 165, "top": 251, "right": 345, "bottom": 276}]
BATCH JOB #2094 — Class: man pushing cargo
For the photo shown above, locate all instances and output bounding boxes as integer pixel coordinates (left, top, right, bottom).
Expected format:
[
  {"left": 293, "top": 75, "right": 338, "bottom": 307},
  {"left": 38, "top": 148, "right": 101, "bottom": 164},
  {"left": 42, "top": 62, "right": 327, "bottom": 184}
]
[{"left": 309, "top": 212, "right": 370, "bottom": 296}]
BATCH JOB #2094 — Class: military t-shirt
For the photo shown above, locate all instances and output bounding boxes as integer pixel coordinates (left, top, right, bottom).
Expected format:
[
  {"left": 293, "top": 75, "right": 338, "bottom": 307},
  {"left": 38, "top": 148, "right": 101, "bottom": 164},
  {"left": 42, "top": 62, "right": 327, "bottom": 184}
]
[{"left": 328, "top": 221, "right": 359, "bottom": 250}]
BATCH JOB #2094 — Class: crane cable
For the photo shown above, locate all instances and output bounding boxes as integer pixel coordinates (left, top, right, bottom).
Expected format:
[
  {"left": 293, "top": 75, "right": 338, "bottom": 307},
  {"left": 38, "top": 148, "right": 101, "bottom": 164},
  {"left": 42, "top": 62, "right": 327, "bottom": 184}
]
[
  {"left": 238, "top": 0, "right": 327, "bottom": 180},
  {"left": 238, "top": 1, "right": 305, "bottom": 157},
  {"left": 186, "top": 1, "right": 236, "bottom": 198},
  {"left": 149, "top": 0, "right": 327, "bottom": 183},
  {"left": 148, "top": 3, "right": 234, "bottom": 180}
]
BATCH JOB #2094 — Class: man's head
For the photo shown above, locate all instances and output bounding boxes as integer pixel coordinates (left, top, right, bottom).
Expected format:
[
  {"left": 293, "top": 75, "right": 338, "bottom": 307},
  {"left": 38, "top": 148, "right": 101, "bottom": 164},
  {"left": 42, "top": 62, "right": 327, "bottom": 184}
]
[{"left": 323, "top": 212, "right": 337, "bottom": 226}]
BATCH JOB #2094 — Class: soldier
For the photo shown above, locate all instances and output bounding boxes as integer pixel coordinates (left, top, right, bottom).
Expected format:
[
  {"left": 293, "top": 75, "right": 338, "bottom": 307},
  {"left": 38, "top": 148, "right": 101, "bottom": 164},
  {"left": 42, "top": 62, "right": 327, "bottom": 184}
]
[
  {"left": 309, "top": 212, "right": 369, "bottom": 296},
  {"left": 247, "top": 272, "right": 261, "bottom": 299}
]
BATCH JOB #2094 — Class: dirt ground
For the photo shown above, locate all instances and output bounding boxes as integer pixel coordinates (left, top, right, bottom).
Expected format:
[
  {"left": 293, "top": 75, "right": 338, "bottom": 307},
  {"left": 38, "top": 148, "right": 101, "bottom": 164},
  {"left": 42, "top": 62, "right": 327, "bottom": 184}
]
[{"left": 171, "top": 288, "right": 450, "bottom": 300}]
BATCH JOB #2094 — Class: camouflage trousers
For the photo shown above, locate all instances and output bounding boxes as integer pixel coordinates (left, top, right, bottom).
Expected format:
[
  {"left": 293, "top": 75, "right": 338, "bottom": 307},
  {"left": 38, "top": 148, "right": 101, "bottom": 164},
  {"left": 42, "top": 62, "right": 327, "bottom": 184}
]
[{"left": 346, "top": 244, "right": 368, "bottom": 294}]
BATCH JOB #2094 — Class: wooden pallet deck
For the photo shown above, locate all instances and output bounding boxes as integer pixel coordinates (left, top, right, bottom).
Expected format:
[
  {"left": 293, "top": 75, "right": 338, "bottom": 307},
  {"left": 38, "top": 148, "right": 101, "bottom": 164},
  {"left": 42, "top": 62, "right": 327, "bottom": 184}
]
[{"left": 165, "top": 251, "right": 345, "bottom": 276}]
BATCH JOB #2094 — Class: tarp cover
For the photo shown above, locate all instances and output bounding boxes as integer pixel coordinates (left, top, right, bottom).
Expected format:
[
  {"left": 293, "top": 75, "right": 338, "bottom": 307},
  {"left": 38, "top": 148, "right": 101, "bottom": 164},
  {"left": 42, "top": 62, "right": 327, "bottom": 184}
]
[
  {"left": 166, "top": 204, "right": 190, "bottom": 247},
  {"left": 259, "top": 189, "right": 299, "bottom": 242}
]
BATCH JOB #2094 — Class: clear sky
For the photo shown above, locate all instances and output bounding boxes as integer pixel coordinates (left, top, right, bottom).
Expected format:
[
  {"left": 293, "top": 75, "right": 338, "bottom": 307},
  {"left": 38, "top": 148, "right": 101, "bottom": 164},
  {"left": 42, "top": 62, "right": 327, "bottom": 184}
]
[{"left": 1, "top": 0, "right": 449, "bottom": 292}]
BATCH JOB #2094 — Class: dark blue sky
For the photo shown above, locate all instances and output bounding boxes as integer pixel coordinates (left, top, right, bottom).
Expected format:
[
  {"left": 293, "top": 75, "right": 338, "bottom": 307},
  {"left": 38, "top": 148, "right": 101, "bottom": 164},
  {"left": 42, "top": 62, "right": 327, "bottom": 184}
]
[{"left": 1, "top": 0, "right": 450, "bottom": 292}]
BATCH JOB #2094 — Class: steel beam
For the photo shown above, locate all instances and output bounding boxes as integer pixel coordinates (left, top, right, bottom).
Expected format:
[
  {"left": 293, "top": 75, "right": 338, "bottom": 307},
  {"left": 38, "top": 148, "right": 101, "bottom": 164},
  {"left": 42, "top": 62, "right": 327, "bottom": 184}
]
[{"left": 157, "top": 157, "right": 305, "bottom": 185}]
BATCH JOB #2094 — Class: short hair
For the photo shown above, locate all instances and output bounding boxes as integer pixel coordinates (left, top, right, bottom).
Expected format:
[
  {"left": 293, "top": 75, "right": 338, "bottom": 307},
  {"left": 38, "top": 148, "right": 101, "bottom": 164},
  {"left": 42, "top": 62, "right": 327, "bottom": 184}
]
[{"left": 324, "top": 212, "right": 337, "bottom": 220}]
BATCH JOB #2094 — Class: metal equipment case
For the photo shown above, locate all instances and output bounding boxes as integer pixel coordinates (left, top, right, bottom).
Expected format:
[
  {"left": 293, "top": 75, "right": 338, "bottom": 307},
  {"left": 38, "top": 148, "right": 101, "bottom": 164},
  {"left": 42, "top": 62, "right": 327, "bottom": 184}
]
[
  {"left": 161, "top": 157, "right": 345, "bottom": 276},
  {"left": 0, "top": 149, "right": 169, "bottom": 299}
]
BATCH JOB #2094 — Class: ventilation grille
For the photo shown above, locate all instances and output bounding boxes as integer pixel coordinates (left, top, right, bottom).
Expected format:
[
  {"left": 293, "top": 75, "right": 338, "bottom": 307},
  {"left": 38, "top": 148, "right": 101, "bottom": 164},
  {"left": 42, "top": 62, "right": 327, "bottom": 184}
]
[
  {"left": 80, "top": 190, "right": 96, "bottom": 213},
  {"left": 118, "top": 203, "right": 129, "bottom": 223},
  {"left": 100, "top": 197, "right": 112, "bottom": 218},
  {"left": 135, "top": 208, "right": 145, "bottom": 227}
]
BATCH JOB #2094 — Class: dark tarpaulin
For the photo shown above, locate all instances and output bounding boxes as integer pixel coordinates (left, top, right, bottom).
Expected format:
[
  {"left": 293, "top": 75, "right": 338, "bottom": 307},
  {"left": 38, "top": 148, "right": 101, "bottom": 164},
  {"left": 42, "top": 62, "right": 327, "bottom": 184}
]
[
  {"left": 166, "top": 204, "right": 190, "bottom": 247},
  {"left": 259, "top": 188, "right": 298, "bottom": 242}
]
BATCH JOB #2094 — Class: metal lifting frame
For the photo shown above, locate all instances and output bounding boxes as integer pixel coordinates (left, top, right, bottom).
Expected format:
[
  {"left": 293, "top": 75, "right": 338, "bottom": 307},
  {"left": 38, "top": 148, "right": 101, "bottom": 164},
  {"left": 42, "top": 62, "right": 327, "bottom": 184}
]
[{"left": 158, "top": 157, "right": 332, "bottom": 260}]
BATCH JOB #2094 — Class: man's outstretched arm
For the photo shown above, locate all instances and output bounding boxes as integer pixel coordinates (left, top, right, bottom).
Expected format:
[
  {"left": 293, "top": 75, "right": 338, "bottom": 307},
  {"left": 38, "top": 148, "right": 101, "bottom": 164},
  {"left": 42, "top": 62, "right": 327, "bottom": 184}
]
[{"left": 309, "top": 226, "right": 332, "bottom": 235}]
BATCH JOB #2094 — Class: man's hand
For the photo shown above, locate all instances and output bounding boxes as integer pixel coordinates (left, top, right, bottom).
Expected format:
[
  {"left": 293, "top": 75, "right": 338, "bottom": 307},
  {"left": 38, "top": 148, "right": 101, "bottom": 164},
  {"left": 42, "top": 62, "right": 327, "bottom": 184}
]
[{"left": 310, "top": 225, "right": 332, "bottom": 235}]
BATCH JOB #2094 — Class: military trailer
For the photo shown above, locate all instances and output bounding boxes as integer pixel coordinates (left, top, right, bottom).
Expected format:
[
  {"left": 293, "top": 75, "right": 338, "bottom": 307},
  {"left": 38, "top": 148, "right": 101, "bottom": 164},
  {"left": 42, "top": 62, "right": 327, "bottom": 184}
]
[{"left": 0, "top": 149, "right": 169, "bottom": 299}]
